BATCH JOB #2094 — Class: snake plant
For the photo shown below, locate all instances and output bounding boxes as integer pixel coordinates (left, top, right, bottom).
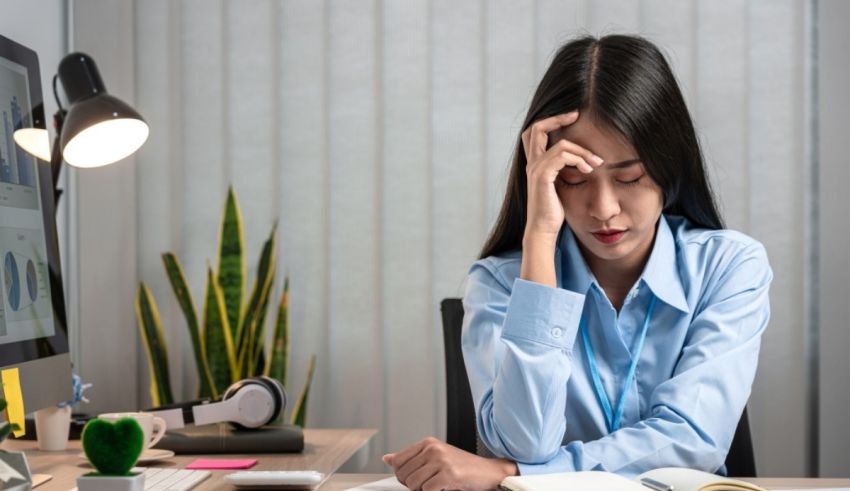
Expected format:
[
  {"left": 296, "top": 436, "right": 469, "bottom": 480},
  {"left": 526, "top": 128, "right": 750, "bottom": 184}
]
[{"left": 135, "top": 186, "right": 316, "bottom": 426}]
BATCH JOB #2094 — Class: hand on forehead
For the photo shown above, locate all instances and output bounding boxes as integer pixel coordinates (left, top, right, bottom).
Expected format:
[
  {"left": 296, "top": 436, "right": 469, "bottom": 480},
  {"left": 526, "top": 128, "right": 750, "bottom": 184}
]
[{"left": 547, "top": 113, "right": 637, "bottom": 165}]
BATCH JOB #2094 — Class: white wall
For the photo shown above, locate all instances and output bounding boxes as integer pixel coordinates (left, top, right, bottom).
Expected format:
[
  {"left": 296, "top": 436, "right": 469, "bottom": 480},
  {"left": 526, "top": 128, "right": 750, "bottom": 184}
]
[
  {"left": 67, "top": 0, "right": 141, "bottom": 414},
  {"left": 816, "top": 0, "right": 850, "bottom": 478}
]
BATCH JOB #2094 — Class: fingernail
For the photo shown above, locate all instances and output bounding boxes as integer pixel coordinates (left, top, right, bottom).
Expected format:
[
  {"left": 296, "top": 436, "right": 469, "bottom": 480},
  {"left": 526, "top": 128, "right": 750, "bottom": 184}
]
[{"left": 591, "top": 155, "right": 604, "bottom": 166}]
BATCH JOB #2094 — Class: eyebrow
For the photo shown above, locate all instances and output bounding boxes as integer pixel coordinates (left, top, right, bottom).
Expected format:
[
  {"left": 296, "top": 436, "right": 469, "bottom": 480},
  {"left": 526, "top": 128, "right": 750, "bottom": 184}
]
[{"left": 605, "top": 159, "right": 642, "bottom": 169}]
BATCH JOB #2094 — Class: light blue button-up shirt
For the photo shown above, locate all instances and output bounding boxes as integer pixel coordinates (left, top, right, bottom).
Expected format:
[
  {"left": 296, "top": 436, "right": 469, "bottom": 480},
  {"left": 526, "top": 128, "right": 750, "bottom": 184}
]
[{"left": 461, "top": 215, "right": 772, "bottom": 477}]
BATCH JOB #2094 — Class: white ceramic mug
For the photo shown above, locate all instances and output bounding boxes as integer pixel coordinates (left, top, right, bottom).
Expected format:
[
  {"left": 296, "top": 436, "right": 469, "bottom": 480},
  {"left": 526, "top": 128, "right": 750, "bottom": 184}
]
[{"left": 98, "top": 412, "right": 167, "bottom": 450}]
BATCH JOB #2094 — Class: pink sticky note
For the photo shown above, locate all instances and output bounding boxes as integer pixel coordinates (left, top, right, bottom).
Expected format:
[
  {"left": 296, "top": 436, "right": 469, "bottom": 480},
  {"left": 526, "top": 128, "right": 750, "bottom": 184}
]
[{"left": 186, "top": 458, "right": 258, "bottom": 470}]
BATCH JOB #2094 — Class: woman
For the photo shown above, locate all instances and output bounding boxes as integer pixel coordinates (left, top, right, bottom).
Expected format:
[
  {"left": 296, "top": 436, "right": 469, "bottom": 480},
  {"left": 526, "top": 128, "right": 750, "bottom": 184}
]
[{"left": 383, "top": 34, "right": 772, "bottom": 491}]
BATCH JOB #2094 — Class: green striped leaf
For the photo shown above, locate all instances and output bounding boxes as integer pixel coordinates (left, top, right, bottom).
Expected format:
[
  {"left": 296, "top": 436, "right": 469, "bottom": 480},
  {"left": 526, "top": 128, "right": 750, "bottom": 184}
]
[
  {"left": 265, "top": 277, "right": 289, "bottom": 387},
  {"left": 135, "top": 283, "right": 174, "bottom": 406},
  {"left": 290, "top": 355, "right": 316, "bottom": 428},
  {"left": 248, "top": 267, "right": 275, "bottom": 376},
  {"left": 217, "top": 186, "right": 245, "bottom": 349},
  {"left": 162, "top": 253, "right": 217, "bottom": 399},
  {"left": 239, "top": 223, "right": 277, "bottom": 376},
  {"left": 250, "top": 292, "right": 271, "bottom": 376},
  {"left": 202, "top": 265, "right": 238, "bottom": 395}
]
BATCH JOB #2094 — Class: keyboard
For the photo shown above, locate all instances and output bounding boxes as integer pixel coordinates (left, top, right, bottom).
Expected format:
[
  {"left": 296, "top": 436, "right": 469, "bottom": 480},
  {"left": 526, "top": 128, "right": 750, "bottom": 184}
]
[
  {"left": 142, "top": 468, "right": 211, "bottom": 490},
  {"left": 69, "top": 468, "right": 211, "bottom": 491}
]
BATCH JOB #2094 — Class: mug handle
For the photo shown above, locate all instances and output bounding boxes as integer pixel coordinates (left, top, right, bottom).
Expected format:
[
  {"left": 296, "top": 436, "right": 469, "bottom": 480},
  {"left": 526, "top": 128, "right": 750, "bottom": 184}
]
[{"left": 148, "top": 416, "right": 167, "bottom": 448}]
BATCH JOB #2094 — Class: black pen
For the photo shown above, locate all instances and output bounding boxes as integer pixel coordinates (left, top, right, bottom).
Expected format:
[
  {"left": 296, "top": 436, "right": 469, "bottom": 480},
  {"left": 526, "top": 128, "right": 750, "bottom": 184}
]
[{"left": 640, "top": 476, "right": 675, "bottom": 491}]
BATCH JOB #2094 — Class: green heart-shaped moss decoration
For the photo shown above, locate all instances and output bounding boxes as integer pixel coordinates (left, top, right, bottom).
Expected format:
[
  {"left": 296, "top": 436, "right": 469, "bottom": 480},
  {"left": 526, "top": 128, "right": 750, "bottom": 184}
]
[{"left": 81, "top": 417, "right": 144, "bottom": 476}]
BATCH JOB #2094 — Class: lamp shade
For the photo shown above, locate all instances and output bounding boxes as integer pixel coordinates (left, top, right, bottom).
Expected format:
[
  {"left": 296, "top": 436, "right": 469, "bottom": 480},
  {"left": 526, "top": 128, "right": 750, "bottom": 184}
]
[
  {"left": 57, "top": 53, "right": 148, "bottom": 168},
  {"left": 12, "top": 127, "right": 51, "bottom": 162}
]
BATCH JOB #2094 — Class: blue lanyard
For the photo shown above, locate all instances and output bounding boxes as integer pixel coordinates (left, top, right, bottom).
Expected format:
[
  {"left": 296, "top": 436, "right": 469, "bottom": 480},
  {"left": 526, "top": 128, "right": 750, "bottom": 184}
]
[{"left": 579, "top": 294, "right": 657, "bottom": 433}]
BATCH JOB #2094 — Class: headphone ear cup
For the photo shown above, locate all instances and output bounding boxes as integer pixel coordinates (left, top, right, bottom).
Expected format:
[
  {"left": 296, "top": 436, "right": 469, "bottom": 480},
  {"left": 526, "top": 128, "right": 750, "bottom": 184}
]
[
  {"left": 256, "top": 376, "right": 286, "bottom": 422},
  {"left": 226, "top": 377, "right": 284, "bottom": 430},
  {"left": 223, "top": 379, "right": 256, "bottom": 430}
]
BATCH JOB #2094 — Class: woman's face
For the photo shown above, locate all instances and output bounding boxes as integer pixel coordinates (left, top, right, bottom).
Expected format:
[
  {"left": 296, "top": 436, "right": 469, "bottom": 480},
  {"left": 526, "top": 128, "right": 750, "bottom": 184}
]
[{"left": 550, "top": 115, "right": 663, "bottom": 266}]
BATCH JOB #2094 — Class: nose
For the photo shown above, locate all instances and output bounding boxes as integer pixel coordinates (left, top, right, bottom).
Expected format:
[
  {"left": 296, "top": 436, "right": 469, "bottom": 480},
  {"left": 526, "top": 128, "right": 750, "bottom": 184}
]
[{"left": 587, "top": 181, "right": 621, "bottom": 222}]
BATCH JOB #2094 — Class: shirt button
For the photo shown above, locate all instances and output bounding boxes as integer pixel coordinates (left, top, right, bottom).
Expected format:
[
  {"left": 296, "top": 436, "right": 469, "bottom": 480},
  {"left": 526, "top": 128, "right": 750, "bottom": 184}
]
[{"left": 551, "top": 327, "right": 563, "bottom": 338}]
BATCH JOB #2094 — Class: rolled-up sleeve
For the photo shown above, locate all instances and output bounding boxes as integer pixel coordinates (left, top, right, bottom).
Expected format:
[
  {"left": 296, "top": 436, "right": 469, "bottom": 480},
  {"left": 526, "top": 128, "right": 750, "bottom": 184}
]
[{"left": 462, "top": 261, "right": 585, "bottom": 463}]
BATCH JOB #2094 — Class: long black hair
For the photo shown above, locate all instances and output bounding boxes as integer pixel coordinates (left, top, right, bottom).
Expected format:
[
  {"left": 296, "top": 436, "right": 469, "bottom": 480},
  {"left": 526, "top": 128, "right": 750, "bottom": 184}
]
[{"left": 479, "top": 34, "right": 723, "bottom": 259}]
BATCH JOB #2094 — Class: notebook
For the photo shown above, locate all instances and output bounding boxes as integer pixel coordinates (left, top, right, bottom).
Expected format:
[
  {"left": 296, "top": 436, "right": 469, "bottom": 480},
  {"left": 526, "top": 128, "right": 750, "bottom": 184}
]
[
  {"left": 499, "top": 467, "right": 768, "bottom": 491},
  {"left": 153, "top": 423, "right": 303, "bottom": 454}
]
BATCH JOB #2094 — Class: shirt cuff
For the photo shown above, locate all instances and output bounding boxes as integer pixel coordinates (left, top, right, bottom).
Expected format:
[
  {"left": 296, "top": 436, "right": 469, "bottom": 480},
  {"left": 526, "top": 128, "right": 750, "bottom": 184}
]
[
  {"left": 516, "top": 449, "right": 573, "bottom": 475},
  {"left": 500, "top": 278, "right": 585, "bottom": 351}
]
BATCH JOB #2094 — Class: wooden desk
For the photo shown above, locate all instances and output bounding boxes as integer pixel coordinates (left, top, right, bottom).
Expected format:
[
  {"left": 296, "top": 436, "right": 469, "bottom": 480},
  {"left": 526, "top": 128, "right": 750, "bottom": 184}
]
[
  {"left": 5, "top": 428, "right": 376, "bottom": 490},
  {"left": 320, "top": 473, "right": 850, "bottom": 491}
]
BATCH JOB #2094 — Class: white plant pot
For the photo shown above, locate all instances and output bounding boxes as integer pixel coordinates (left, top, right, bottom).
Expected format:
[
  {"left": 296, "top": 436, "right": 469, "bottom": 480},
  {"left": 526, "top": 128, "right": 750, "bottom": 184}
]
[
  {"left": 34, "top": 406, "right": 72, "bottom": 451},
  {"left": 76, "top": 471, "right": 145, "bottom": 491}
]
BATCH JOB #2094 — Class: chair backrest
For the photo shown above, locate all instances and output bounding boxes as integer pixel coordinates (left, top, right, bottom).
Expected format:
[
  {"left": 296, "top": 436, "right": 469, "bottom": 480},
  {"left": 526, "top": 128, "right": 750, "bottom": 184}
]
[
  {"left": 726, "top": 407, "right": 757, "bottom": 477},
  {"left": 441, "top": 298, "right": 478, "bottom": 454},
  {"left": 439, "top": 297, "right": 757, "bottom": 477}
]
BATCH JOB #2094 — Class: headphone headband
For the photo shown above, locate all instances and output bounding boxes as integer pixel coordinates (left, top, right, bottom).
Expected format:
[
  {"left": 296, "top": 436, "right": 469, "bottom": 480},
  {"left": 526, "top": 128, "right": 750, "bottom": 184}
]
[{"left": 146, "top": 377, "right": 286, "bottom": 430}]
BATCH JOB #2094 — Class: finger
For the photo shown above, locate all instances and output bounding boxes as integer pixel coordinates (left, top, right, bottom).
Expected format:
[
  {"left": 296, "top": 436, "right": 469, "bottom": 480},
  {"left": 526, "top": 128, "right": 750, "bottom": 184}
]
[
  {"left": 382, "top": 453, "right": 394, "bottom": 466},
  {"left": 521, "top": 128, "right": 530, "bottom": 157},
  {"left": 391, "top": 439, "right": 430, "bottom": 470},
  {"left": 557, "top": 152, "right": 594, "bottom": 174},
  {"left": 396, "top": 449, "right": 431, "bottom": 486},
  {"left": 404, "top": 463, "right": 440, "bottom": 491},
  {"left": 550, "top": 138, "right": 604, "bottom": 167},
  {"left": 421, "top": 472, "right": 450, "bottom": 491},
  {"left": 527, "top": 112, "right": 579, "bottom": 159},
  {"left": 529, "top": 142, "right": 594, "bottom": 175}
]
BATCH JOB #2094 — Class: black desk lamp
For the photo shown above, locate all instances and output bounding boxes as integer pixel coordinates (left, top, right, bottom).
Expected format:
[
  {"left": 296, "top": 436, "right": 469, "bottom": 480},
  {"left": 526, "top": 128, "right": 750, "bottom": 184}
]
[{"left": 14, "top": 52, "right": 149, "bottom": 207}]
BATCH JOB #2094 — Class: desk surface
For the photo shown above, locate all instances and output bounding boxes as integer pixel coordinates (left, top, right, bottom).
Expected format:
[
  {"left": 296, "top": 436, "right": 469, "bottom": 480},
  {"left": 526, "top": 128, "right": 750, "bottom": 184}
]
[
  {"left": 320, "top": 473, "right": 850, "bottom": 491},
  {"left": 5, "top": 428, "right": 376, "bottom": 490}
]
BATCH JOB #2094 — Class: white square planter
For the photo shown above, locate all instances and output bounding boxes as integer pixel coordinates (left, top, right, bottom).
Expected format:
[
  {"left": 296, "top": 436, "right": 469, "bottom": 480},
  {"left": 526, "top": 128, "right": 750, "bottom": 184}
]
[{"left": 76, "top": 471, "right": 144, "bottom": 491}]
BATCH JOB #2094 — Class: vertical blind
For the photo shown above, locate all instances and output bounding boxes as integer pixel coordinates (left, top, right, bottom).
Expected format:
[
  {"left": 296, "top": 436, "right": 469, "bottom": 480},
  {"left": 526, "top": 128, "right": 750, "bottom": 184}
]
[{"left": 132, "top": 0, "right": 812, "bottom": 474}]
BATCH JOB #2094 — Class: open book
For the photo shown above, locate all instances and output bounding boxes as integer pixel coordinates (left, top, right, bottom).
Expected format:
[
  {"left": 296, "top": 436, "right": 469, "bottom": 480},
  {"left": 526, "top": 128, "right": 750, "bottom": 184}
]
[{"left": 499, "top": 467, "right": 767, "bottom": 491}]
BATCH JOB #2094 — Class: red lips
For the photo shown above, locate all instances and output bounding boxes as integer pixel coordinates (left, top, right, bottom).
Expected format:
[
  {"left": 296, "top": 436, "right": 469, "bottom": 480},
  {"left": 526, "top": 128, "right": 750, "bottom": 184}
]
[{"left": 591, "top": 229, "right": 627, "bottom": 244}]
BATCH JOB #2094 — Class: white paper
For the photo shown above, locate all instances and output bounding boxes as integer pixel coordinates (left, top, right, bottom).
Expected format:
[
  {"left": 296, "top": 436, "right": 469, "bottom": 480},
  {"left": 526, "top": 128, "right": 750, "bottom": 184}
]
[{"left": 344, "top": 476, "right": 407, "bottom": 491}]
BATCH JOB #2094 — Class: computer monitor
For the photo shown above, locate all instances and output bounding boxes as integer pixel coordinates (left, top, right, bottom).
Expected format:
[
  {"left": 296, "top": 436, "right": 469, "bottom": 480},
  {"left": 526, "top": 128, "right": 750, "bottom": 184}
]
[{"left": 0, "top": 33, "right": 71, "bottom": 414}]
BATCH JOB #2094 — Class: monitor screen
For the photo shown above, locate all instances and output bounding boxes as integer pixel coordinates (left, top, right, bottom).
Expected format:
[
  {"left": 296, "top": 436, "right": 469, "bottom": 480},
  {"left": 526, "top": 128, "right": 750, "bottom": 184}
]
[
  {"left": 0, "top": 55, "right": 55, "bottom": 343},
  {"left": 0, "top": 33, "right": 69, "bottom": 397}
]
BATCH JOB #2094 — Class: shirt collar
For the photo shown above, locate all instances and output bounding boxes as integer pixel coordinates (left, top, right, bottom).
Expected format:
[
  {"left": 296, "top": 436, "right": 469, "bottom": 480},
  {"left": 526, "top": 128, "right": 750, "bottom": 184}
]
[
  {"left": 641, "top": 216, "right": 690, "bottom": 313},
  {"left": 557, "top": 215, "right": 690, "bottom": 313},
  {"left": 558, "top": 226, "right": 596, "bottom": 295}
]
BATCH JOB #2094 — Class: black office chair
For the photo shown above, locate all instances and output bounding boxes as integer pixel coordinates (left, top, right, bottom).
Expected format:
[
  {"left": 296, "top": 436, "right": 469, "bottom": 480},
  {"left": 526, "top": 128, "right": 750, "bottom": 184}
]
[{"left": 440, "top": 298, "right": 757, "bottom": 477}]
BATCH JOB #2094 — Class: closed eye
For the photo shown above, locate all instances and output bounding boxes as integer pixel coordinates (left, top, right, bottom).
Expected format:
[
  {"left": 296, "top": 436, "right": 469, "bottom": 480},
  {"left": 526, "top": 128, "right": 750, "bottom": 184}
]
[
  {"left": 617, "top": 174, "right": 644, "bottom": 186},
  {"left": 557, "top": 175, "right": 586, "bottom": 187}
]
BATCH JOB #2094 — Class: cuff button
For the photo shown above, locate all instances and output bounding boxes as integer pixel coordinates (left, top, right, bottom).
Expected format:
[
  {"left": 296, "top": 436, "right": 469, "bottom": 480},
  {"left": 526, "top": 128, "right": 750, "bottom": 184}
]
[{"left": 551, "top": 326, "right": 563, "bottom": 338}]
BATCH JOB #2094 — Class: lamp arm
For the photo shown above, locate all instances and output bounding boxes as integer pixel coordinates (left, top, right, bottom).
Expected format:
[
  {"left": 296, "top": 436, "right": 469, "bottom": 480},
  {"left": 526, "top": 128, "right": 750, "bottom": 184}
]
[
  {"left": 51, "top": 109, "right": 65, "bottom": 213},
  {"left": 51, "top": 73, "right": 66, "bottom": 213}
]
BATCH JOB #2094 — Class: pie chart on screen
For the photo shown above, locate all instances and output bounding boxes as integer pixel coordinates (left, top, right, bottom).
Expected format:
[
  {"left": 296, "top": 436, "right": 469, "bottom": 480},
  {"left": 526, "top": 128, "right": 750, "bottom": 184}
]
[{"left": 4, "top": 251, "right": 38, "bottom": 311}]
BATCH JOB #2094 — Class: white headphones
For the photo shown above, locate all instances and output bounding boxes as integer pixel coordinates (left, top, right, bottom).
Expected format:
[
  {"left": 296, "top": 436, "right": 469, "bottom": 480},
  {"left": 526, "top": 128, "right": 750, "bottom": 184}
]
[{"left": 148, "top": 376, "right": 287, "bottom": 430}]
